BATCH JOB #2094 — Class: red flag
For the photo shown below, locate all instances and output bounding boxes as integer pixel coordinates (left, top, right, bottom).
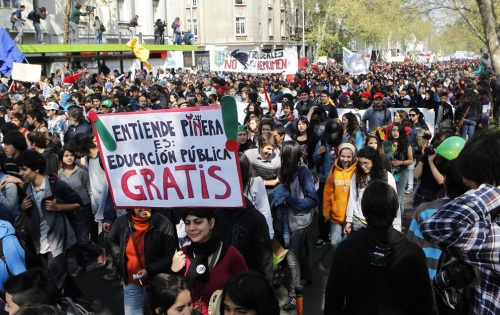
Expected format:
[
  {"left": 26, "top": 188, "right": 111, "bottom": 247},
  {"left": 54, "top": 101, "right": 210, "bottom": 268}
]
[
  {"left": 298, "top": 57, "right": 308, "bottom": 69},
  {"left": 263, "top": 84, "right": 271, "bottom": 105},
  {"left": 312, "top": 64, "right": 321, "bottom": 73},
  {"left": 63, "top": 68, "right": 87, "bottom": 85}
]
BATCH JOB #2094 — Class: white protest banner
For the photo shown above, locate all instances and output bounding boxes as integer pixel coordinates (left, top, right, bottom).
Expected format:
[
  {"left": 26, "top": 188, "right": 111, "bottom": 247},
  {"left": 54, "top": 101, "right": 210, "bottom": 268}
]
[
  {"left": 11, "top": 63, "right": 41, "bottom": 82},
  {"left": 210, "top": 47, "right": 298, "bottom": 74},
  {"left": 163, "top": 51, "right": 184, "bottom": 70},
  {"left": 343, "top": 47, "right": 372, "bottom": 75},
  {"left": 92, "top": 107, "right": 245, "bottom": 208}
]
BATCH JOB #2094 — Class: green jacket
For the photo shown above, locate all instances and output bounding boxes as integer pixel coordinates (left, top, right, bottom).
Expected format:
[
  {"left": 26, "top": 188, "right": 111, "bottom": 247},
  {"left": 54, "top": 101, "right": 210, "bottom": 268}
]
[{"left": 70, "top": 8, "right": 87, "bottom": 23}]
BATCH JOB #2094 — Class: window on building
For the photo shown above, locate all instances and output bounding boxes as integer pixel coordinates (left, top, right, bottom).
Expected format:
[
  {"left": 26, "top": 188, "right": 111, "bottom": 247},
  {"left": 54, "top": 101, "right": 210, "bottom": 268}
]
[
  {"left": 117, "top": 0, "right": 125, "bottom": 21},
  {"left": 281, "top": 20, "right": 285, "bottom": 37},
  {"left": 280, "top": 0, "right": 285, "bottom": 10},
  {"left": 268, "top": 19, "right": 273, "bottom": 37},
  {"left": 235, "top": 0, "right": 246, "bottom": 5},
  {"left": 236, "top": 17, "right": 246, "bottom": 35},
  {"left": 2, "top": 0, "right": 19, "bottom": 8},
  {"left": 187, "top": 0, "right": 197, "bottom": 8},
  {"left": 187, "top": 19, "right": 198, "bottom": 36},
  {"left": 267, "top": 0, "right": 272, "bottom": 7}
]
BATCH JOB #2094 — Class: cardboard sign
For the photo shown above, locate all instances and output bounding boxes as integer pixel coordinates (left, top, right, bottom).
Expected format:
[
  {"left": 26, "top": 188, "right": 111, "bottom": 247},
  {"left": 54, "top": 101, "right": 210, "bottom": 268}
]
[
  {"left": 11, "top": 63, "right": 41, "bottom": 82},
  {"left": 93, "top": 107, "right": 244, "bottom": 208}
]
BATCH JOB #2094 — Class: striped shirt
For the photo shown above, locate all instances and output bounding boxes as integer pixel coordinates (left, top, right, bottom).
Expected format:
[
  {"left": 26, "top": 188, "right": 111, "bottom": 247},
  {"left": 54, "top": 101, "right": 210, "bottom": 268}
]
[
  {"left": 406, "top": 198, "right": 450, "bottom": 280},
  {"left": 244, "top": 148, "right": 280, "bottom": 181},
  {"left": 421, "top": 184, "right": 500, "bottom": 315}
]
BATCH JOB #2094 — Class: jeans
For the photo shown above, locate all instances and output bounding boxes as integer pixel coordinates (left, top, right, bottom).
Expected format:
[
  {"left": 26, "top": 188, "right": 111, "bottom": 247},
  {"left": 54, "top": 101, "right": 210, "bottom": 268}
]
[
  {"left": 286, "top": 226, "right": 309, "bottom": 298},
  {"left": 4, "top": 0, "right": 18, "bottom": 7},
  {"left": 123, "top": 283, "right": 148, "bottom": 315},
  {"left": 460, "top": 119, "right": 476, "bottom": 139},
  {"left": 329, "top": 222, "right": 343, "bottom": 250},
  {"left": 69, "top": 21, "right": 79, "bottom": 44},
  {"left": 14, "top": 25, "right": 23, "bottom": 44},
  {"left": 95, "top": 30, "right": 102, "bottom": 44},
  {"left": 395, "top": 170, "right": 408, "bottom": 217},
  {"left": 129, "top": 27, "right": 136, "bottom": 40},
  {"left": 34, "top": 22, "right": 43, "bottom": 43},
  {"left": 406, "top": 160, "right": 415, "bottom": 190},
  {"left": 174, "top": 31, "right": 182, "bottom": 44}
]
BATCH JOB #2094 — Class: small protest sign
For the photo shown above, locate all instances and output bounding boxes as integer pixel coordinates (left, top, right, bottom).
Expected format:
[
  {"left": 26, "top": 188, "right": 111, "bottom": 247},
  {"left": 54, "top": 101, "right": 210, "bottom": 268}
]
[{"left": 11, "top": 63, "right": 41, "bottom": 82}]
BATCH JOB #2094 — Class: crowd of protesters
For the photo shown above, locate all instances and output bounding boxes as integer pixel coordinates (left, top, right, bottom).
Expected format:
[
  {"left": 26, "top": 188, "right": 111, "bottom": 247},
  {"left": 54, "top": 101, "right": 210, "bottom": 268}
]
[{"left": 0, "top": 56, "right": 497, "bottom": 315}]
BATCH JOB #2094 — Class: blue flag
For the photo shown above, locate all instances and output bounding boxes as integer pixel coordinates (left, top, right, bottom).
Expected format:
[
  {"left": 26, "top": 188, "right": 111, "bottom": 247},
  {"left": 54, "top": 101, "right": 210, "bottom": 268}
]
[{"left": 0, "top": 28, "right": 25, "bottom": 77}]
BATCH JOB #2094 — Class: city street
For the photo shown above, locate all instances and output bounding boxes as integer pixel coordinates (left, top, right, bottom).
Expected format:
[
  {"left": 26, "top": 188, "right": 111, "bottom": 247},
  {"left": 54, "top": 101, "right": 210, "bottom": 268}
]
[{"left": 73, "top": 195, "right": 414, "bottom": 315}]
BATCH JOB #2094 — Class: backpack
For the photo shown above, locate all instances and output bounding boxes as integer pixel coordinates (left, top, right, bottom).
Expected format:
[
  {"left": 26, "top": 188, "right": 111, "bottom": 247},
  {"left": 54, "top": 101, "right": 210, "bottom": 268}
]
[
  {"left": 9, "top": 11, "right": 16, "bottom": 24},
  {"left": 57, "top": 297, "right": 95, "bottom": 315},
  {"left": 0, "top": 228, "right": 35, "bottom": 273},
  {"left": 27, "top": 10, "right": 35, "bottom": 21},
  {"left": 171, "top": 21, "right": 175, "bottom": 29},
  {"left": 100, "top": 23, "right": 106, "bottom": 32}
]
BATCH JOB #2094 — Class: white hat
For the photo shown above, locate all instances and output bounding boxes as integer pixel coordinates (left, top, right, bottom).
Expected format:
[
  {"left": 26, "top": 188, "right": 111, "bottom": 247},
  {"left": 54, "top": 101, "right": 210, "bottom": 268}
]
[{"left": 43, "top": 102, "right": 60, "bottom": 110}]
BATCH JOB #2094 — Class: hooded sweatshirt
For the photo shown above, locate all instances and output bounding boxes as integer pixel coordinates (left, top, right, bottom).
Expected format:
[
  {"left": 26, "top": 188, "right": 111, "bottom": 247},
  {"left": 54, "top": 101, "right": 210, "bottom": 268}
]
[
  {"left": 324, "top": 227, "right": 437, "bottom": 315},
  {"left": 0, "top": 220, "right": 26, "bottom": 290},
  {"left": 323, "top": 158, "right": 357, "bottom": 224}
]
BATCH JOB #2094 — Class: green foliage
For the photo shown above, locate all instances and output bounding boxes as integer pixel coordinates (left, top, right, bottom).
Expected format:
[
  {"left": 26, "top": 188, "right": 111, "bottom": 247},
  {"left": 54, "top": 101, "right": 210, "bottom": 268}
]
[{"left": 302, "top": 0, "right": 431, "bottom": 56}]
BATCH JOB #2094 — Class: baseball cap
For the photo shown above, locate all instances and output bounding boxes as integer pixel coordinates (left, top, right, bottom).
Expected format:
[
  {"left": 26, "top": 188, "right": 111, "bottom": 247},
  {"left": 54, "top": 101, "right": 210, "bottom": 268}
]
[
  {"left": 339, "top": 94, "right": 349, "bottom": 102},
  {"left": 101, "top": 99, "right": 114, "bottom": 108},
  {"left": 361, "top": 91, "right": 371, "bottom": 99},
  {"left": 403, "top": 95, "right": 411, "bottom": 101},
  {"left": 43, "top": 102, "right": 60, "bottom": 111},
  {"left": 12, "top": 94, "right": 22, "bottom": 102},
  {"left": 105, "top": 83, "right": 113, "bottom": 89},
  {"left": 374, "top": 92, "right": 384, "bottom": 99}
]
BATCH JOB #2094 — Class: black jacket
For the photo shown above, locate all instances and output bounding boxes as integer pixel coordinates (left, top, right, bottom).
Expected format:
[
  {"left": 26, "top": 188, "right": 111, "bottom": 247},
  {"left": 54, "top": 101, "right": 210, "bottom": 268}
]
[
  {"left": 106, "top": 213, "right": 176, "bottom": 284},
  {"left": 324, "top": 227, "right": 436, "bottom": 315},
  {"left": 433, "top": 102, "right": 454, "bottom": 125},
  {"left": 214, "top": 198, "right": 273, "bottom": 281}
]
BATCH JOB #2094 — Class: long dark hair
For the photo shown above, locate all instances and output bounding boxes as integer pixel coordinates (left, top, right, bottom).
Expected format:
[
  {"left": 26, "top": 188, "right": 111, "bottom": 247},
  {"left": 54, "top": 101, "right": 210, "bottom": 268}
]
[
  {"left": 342, "top": 112, "right": 360, "bottom": 141},
  {"left": 148, "top": 274, "right": 190, "bottom": 315},
  {"left": 409, "top": 107, "right": 427, "bottom": 127},
  {"left": 220, "top": 271, "right": 280, "bottom": 315},
  {"left": 239, "top": 153, "right": 254, "bottom": 195},
  {"left": 388, "top": 123, "right": 409, "bottom": 160},
  {"left": 355, "top": 147, "right": 386, "bottom": 193},
  {"left": 279, "top": 141, "right": 305, "bottom": 187}
]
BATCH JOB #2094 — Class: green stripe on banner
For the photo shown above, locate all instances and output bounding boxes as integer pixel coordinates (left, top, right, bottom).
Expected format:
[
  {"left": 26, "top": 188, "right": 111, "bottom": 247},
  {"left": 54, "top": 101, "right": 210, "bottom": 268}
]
[{"left": 221, "top": 96, "right": 238, "bottom": 140}]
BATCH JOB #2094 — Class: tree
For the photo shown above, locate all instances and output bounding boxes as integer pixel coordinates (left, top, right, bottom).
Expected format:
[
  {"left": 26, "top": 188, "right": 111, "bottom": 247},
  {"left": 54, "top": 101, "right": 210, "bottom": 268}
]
[
  {"left": 302, "top": 0, "right": 432, "bottom": 62},
  {"left": 415, "top": 0, "right": 500, "bottom": 70}
]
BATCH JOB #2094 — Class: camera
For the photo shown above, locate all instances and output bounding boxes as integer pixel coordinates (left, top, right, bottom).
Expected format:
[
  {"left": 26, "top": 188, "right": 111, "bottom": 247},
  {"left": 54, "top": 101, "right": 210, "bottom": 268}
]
[
  {"left": 424, "top": 145, "right": 435, "bottom": 156},
  {"left": 434, "top": 260, "right": 475, "bottom": 290},
  {"left": 369, "top": 245, "right": 391, "bottom": 267},
  {"left": 86, "top": 6, "right": 96, "bottom": 13}
]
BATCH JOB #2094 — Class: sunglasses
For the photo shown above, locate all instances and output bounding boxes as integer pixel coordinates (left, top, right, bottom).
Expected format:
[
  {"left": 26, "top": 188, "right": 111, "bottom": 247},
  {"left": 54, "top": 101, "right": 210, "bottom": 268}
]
[{"left": 409, "top": 114, "right": 417, "bottom": 117}]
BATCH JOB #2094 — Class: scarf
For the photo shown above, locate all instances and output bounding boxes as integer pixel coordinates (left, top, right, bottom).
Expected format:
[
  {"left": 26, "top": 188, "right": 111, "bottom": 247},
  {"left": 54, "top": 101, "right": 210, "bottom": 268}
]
[{"left": 186, "top": 235, "right": 221, "bottom": 289}]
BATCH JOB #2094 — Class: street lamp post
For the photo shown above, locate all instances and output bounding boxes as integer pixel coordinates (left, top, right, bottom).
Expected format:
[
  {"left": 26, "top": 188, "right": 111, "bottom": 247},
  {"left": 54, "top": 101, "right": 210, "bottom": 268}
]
[
  {"left": 190, "top": 1, "right": 196, "bottom": 67},
  {"left": 302, "top": 0, "right": 305, "bottom": 58}
]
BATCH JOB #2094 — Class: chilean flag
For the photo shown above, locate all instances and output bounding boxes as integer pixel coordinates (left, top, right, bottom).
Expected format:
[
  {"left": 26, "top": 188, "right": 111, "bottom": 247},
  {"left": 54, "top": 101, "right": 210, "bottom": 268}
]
[{"left": 327, "top": 58, "right": 335, "bottom": 65}]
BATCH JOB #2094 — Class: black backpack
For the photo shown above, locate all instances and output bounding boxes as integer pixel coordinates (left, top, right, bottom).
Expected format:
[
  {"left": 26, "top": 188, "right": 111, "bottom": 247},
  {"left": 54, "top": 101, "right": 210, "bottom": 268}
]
[
  {"left": 27, "top": 10, "right": 35, "bottom": 20},
  {"left": 171, "top": 21, "right": 175, "bottom": 29},
  {"left": 9, "top": 11, "right": 16, "bottom": 24}
]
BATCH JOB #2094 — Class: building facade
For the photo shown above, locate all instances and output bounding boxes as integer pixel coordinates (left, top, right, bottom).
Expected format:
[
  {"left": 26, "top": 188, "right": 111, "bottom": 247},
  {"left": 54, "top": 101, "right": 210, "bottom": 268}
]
[{"left": 1, "top": 0, "right": 297, "bottom": 50}]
